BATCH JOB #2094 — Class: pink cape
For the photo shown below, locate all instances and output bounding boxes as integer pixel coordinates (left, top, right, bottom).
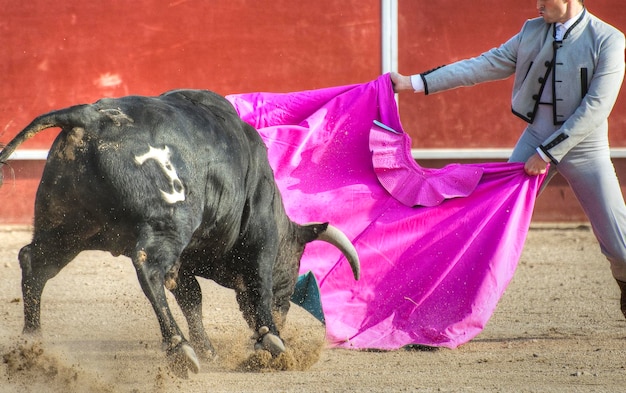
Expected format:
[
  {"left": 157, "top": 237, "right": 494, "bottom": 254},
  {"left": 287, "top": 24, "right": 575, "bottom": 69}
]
[{"left": 226, "top": 74, "right": 545, "bottom": 349}]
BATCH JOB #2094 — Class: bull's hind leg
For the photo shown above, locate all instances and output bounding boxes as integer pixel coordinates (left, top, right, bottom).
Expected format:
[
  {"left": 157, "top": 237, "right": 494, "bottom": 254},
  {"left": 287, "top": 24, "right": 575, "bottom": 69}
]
[
  {"left": 167, "top": 269, "right": 217, "bottom": 360},
  {"left": 19, "top": 240, "right": 81, "bottom": 334},
  {"left": 131, "top": 238, "right": 199, "bottom": 377}
]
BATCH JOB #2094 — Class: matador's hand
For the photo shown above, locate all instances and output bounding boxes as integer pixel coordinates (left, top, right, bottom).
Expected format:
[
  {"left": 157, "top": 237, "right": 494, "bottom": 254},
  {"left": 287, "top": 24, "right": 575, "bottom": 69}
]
[
  {"left": 524, "top": 153, "right": 549, "bottom": 176},
  {"left": 390, "top": 72, "right": 413, "bottom": 93}
]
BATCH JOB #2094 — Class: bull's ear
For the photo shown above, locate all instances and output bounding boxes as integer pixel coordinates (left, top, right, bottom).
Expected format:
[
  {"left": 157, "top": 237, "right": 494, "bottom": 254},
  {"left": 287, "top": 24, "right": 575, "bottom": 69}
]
[{"left": 297, "top": 222, "right": 329, "bottom": 244}]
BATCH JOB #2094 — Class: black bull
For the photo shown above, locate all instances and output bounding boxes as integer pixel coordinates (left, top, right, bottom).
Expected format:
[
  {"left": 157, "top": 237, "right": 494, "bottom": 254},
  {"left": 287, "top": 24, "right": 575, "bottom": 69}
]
[{"left": 0, "top": 89, "right": 360, "bottom": 376}]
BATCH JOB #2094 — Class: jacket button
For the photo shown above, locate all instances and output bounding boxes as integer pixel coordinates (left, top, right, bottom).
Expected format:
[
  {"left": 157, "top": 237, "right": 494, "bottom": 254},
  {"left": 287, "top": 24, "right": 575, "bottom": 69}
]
[
  {"left": 538, "top": 77, "right": 544, "bottom": 83},
  {"left": 544, "top": 60, "right": 551, "bottom": 67},
  {"left": 532, "top": 94, "right": 539, "bottom": 100}
]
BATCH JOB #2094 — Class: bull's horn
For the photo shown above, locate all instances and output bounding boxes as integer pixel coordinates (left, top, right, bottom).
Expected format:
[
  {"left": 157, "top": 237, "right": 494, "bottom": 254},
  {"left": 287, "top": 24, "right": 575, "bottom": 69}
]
[{"left": 317, "top": 224, "right": 360, "bottom": 280}]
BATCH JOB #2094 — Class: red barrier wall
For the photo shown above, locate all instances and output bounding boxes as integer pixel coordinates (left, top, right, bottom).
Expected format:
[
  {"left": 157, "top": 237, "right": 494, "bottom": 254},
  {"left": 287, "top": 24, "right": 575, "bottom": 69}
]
[
  {"left": 394, "top": 1, "right": 626, "bottom": 223},
  {"left": 396, "top": 0, "right": 626, "bottom": 149},
  {"left": 1, "top": 1, "right": 625, "bottom": 224},
  {"left": 0, "top": 0, "right": 381, "bottom": 224}
]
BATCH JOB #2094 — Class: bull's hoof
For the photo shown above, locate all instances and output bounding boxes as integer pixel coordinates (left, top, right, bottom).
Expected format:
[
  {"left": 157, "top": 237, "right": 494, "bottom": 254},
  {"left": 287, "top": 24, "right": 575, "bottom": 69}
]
[
  {"left": 166, "top": 337, "right": 200, "bottom": 378},
  {"left": 195, "top": 342, "right": 218, "bottom": 362},
  {"left": 254, "top": 326, "right": 286, "bottom": 357}
]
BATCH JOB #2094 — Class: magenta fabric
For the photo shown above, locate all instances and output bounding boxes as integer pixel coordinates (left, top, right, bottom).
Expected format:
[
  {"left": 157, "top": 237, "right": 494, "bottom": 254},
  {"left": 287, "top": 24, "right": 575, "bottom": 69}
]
[
  {"left": 226, "top": 74, "right": 545, "bottom": 349},
  {"left": 371, "top": 120, "right": 483, "bottom": 207}
]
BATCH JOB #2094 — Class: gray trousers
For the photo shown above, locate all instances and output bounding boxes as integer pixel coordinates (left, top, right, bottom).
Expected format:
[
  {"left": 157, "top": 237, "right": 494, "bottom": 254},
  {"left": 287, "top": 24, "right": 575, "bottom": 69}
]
[{"left": 509, "top": 123, "right": 626, "bottom": 281}]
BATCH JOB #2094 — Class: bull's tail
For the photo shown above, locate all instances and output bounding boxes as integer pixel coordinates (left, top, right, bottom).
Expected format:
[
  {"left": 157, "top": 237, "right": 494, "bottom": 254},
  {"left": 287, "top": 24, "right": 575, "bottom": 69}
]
[{"left": 0, "top": 104, "right": 92, "bottom": 187}]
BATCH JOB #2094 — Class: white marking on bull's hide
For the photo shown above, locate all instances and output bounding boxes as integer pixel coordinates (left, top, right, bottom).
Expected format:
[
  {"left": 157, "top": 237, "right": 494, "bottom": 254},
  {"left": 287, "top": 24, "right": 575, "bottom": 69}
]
[{"left": 134, "top": 145, "right": 185, "bottom": 204}]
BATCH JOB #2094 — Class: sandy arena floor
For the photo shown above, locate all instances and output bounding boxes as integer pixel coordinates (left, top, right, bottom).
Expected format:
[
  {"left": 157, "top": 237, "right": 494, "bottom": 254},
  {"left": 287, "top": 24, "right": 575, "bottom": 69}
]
[{"left": 1, "top": 224, "right": 625, "bottom": 392}]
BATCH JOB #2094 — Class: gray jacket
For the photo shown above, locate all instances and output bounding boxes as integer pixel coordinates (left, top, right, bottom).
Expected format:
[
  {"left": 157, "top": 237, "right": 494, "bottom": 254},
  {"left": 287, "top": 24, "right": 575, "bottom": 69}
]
[{"left": 421, "top": 9, "right": 625, "bottom": 164}]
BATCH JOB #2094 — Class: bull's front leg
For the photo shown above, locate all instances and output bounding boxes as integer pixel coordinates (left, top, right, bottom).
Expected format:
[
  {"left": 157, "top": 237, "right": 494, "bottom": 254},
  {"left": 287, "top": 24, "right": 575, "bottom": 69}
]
[
  {"left": 235, "top": 264, "right": 286, "bottom": 357},
  {"left": 132, "top": 248, "right": 199, "bottom": 377},
  {"left": 167, "top": 269, "right": 217, "bottom": 360}
]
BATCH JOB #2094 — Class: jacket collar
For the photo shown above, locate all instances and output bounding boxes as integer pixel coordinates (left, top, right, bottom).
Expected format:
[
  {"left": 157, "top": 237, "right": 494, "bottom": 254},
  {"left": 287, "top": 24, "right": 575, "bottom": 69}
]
[{"left": 555, "top": 8, "right": 586, "bottom": 40}]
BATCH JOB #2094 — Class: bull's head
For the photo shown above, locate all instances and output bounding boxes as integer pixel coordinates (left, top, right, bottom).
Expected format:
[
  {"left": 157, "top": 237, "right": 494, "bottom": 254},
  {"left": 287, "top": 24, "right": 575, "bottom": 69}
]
[{"left": 271, "top": 222, "right": 359, "bottom": 329}]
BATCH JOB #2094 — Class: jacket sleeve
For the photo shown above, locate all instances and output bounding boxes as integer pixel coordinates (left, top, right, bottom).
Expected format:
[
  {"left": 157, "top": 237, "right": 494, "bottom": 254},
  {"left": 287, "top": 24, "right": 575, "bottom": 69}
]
[
  {"left": 540, "top": 30, "right": 625, "bottom": 163},
  {"left": 422, "top": 32, "right": 521, "bottom": 95}
]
